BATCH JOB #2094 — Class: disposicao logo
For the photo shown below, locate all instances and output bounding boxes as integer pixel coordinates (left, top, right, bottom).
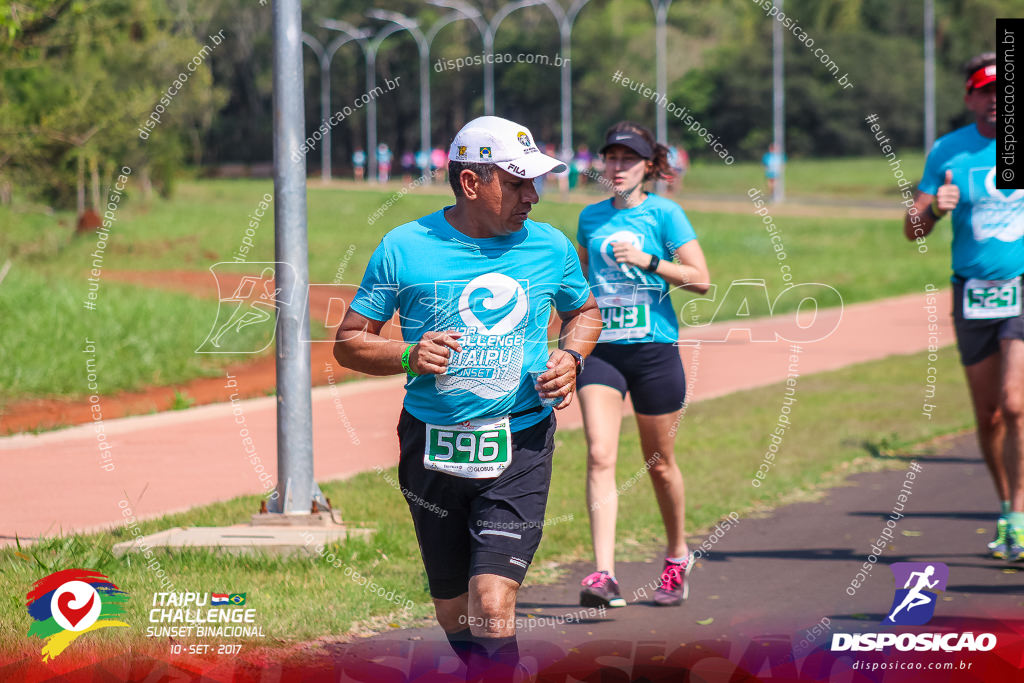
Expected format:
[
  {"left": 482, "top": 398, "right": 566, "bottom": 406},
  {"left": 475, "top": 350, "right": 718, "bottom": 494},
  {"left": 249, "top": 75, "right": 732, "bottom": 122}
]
[
  {"left": 26, "top": 569, "right": 129, "bottom": 661},
  {"left": 884, "top": 562, "right": 947, "bottom": 626},
  {"left": 831, "top": 562, "right": 996, "bottom": 653}
]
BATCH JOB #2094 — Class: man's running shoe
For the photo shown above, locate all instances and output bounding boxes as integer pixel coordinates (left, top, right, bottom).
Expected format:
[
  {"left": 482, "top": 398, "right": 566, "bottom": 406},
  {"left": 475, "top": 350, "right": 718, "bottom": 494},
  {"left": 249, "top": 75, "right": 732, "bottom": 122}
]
[
  {"left": 579, "top": 571, "right": 626, "bottom": 608},
  {"left": 653, "top": 558, "right": 693, "bottom": 606},
  {"left": 988, "top": 517, "right": 1009, "bottom": 559},
  {"left": 1007, "top": 525, "right": 1024, "bottom": 562}
]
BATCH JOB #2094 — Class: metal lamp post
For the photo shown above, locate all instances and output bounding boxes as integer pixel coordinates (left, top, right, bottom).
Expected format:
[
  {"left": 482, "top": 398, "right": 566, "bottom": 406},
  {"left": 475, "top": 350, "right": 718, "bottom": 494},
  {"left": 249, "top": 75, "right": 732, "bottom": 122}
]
[
  {"left": 535, "top": 0, "right": 591, "bottom": 162},
  {"left": 428, "top": 0, "right": 494, "bottom": 114},
  {"left": 772, "top": 0, "right": 785, "bottom": 203},
  {"left": 924, "top": 0, "right": 936, "bottom": 151},
  {"left": 323, "top": 19, "right": 406, "bottom": 183},
  {"left": 650, "top": 0, "right": 672, "bottom": 146},
  {"left": 429, "top": 0, "right": 544, "bottom": 117},
  {"left": 270, "top": 0, "right": 316, "bottom": 515},
  {"left": 302, "top": 29, "right": 369, "bottom": 183},
  {"left": 367, "top": 9, "right": 431, "bottom": 183}
]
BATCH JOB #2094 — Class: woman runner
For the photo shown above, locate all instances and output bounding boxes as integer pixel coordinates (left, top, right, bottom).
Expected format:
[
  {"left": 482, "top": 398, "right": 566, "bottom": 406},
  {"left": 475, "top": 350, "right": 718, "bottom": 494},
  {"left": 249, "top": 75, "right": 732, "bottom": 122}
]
[{"left": 575, "top": 121, "right": 710, "bottom": 608}]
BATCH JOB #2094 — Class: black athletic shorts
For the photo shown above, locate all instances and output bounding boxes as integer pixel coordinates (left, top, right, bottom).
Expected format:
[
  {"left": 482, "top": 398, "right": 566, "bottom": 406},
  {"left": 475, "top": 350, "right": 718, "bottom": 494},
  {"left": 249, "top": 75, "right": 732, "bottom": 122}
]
[
  {"left": 396, "top": 408, "right": 555, "bottom": 600},
  {"left": 952, "top": 278, "right": 1024, "bottom": 366},
  {"left": 576, "top": 342, "right": 686, "bottom": 415}
]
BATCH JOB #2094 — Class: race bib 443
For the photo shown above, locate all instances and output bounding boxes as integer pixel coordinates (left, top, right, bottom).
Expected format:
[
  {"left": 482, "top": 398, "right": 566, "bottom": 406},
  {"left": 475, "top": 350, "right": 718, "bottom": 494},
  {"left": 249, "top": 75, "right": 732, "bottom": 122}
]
[{"left": 598, "top": 304, "right": 651, "bottom": 341}]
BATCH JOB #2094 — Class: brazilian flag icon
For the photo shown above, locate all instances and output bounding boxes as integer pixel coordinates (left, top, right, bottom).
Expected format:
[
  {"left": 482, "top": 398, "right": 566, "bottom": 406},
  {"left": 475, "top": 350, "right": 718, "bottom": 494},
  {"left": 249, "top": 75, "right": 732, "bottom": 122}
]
[{"left": 228, "top": 593, "right": 246, "bottom": 606}]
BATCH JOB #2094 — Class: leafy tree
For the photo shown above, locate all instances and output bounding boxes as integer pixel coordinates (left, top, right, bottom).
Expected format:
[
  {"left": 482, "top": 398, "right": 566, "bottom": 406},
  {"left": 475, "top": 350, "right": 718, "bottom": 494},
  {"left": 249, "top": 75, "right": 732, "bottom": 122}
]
[{"left": 1, "top": 0, "right": 227, "bottom": 209}]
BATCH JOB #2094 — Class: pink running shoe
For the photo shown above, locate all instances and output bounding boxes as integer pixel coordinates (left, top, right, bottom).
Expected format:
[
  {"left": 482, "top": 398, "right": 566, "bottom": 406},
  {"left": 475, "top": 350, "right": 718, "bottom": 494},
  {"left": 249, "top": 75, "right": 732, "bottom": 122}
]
[
  {"left": 579, "top": 570, "right": 626, "bottom": 608},
  {"left": 653, "top": 558, "right": 692, "bottom": 606}
]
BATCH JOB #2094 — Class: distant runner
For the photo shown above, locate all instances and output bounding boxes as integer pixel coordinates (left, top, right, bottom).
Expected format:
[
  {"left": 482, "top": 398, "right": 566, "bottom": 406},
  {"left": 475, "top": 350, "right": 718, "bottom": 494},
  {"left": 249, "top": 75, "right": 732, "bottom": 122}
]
[
  {"left": 335, "top": 115, "right": 602, "bottom": 681},
  {"left": 762, "top": 143, "right": 785, "bottom": 198},
  {"left": 904, "top": 52, "right": 1024, "bottom": 562},
  {"left": 574, "top": 121, "right": 711, "bottom": 608}
]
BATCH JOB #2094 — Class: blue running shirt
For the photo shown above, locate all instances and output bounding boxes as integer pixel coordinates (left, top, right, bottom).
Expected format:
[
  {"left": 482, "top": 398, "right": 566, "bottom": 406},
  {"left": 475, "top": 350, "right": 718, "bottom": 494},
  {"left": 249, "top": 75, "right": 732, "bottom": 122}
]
[
  {"left": 350, "top": 208, "right": 591, "bottom": 430},
  {"left": 576, "top": 194, "right": 697, "bottom": 344},
  {"left": 919, "top": 123, "right": 1024, "bottom": 281}
]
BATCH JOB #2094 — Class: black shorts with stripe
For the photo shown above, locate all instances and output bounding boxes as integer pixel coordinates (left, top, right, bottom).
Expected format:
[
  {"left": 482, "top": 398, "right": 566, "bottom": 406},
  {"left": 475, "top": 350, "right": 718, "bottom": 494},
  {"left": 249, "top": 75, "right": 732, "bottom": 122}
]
[
  {"left": 952, "top": 278, "right": 1024, "bottom": 366},
  {"left": 396, "top": 408, "right": 555, "bottom": 600}
]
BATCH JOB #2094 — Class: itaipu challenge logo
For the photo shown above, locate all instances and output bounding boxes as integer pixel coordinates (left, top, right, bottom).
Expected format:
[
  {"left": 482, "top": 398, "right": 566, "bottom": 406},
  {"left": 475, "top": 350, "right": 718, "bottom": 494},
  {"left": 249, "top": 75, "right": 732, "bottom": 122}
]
[{"left": 26, "top": 569, "right": 129, "bottom": 661}]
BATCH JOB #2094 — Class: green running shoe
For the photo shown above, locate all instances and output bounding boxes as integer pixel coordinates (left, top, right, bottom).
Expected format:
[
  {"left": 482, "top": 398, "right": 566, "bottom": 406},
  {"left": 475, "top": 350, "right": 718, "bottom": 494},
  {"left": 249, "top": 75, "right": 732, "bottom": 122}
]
[
  {"left": 988, "top": 517, "right": 1009, "bottom": 559},
  {"left": 1007, "top": 525, "right": 1024, "bottom": 563}
]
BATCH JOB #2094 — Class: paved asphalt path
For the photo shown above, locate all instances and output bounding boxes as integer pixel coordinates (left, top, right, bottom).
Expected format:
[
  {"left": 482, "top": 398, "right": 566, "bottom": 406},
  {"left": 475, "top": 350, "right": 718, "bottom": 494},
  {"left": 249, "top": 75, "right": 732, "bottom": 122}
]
[{"left": 333, "top": 433, "right": 1023, "bottom": 681}]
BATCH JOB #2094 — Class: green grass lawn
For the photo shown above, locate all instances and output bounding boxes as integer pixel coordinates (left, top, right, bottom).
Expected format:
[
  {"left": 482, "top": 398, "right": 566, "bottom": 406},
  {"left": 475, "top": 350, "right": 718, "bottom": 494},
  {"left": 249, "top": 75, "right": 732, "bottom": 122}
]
[
  {"left": 0, "top": 266, "right": 276, "bottom": 410},
  {"left": 1, "top": 157, "right": 949, "bottom": 405},
  {"left": 0, "top": 348, "right": 974, "bottom": 652},
  {"left": 680, "top": 154, "right": 926, "bottom": 202}
]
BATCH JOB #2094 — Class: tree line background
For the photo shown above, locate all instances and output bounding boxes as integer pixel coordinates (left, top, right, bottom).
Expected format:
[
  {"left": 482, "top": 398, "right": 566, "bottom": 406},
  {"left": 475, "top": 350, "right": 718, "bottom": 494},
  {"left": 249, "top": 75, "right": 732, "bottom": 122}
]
[{"left": 0, "top": 0, "right": 1018, "bottom": 209}]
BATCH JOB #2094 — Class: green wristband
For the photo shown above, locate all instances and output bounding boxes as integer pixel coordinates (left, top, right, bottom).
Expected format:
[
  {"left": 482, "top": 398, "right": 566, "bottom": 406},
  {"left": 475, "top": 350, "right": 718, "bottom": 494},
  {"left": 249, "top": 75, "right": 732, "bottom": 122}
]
[{"left": 401, "top": 344, "right": 417, "bottom": 376}]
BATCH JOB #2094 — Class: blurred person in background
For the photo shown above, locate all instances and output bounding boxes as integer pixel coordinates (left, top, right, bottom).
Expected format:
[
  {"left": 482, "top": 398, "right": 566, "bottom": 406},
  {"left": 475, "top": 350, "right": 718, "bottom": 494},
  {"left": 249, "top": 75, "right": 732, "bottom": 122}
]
[
  {"left": 377, "top": 143, "right": 393, "bottom": 183},
  {"left": 352, "top": 148, "right": 366, "bottom": 181},
  {"left": 762, "top": 143, "right": 785, "bottom": 198}
]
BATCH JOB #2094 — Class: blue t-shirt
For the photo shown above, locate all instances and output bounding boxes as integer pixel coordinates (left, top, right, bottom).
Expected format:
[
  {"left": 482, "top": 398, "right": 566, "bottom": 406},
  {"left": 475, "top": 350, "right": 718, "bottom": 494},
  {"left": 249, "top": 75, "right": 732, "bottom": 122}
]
[
  {"left": 762, "top": 152, "right": 785, "bottom": 177},
  {"left": 920, "top": 123, "right": 1024, "bottom": 281},
  {"left": 350, "top": 209, "right": 591, "bottom": 430},
  {"left": 576, "top": 194, "right": 697, "bottom": 344}
]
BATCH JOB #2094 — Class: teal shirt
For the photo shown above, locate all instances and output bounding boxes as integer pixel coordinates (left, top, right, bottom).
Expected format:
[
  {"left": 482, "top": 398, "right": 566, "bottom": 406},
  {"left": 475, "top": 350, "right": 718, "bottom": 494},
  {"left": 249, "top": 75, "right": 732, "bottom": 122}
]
[
  {"left": 576, "top": 194, "right": 697, "bottom": 344},
  {"left": 919, "top": 123, "right": 1024, "bottom": 281},
  {"left": 351, "top": 209, "right": 591, "bottom": 430}
]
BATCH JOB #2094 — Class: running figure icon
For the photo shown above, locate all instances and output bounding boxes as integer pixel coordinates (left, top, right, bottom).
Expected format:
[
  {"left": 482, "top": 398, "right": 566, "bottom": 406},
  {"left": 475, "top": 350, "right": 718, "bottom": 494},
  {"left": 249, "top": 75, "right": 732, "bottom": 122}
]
[
  {"left": 209, "top": 267, "right": 281, "bottom": 348},
  {"left": 885, "top": 565, "right": 939, "bottom": 624}
]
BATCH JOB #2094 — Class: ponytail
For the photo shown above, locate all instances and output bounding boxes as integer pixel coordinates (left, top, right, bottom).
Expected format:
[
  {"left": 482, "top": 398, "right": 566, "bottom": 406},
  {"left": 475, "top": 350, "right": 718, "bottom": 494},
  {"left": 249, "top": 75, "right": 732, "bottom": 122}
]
[{"left": 648, "top": 143, "right": 675, "bottom": 182}]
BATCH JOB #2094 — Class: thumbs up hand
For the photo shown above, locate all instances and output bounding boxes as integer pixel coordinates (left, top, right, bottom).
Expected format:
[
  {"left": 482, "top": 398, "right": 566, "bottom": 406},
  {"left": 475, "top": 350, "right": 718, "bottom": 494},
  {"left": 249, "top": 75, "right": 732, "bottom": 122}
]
[{"left": 934, "top": 169, "right": 960, "bottom": 215}]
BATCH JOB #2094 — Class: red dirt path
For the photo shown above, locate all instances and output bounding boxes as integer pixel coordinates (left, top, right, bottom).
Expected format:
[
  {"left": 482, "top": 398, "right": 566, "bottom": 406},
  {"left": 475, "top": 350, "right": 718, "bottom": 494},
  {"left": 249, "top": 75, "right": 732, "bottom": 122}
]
[
  {"left": 1, "top": 270, "right": 379, "bottom": 435},
  {"left": 1, "top": 269, "right": 561, "bottom": 435}
]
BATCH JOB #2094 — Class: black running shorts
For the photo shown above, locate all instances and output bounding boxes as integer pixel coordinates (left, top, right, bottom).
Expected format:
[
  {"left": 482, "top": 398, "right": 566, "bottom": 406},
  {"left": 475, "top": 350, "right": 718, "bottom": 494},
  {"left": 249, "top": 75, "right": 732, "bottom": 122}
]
[
  {"left": 952, "top": 279, "right": 1024, "bottom": 366},
  {"left": 396, "top": 409, "right": 555, "bottom": 600},
  {"left": 576, "top": 342, "right": 686, "bottom": 415}
]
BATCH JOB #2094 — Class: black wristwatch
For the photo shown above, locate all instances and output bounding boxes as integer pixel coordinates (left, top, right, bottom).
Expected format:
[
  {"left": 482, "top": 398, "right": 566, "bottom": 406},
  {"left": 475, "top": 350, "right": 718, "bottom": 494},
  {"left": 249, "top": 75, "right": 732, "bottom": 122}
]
[
  {"left": 645, "top": 254, "right": 661, "bottom": 272},
  {"left": 564, "top": 349, "right": 584, "bottom": 376}
]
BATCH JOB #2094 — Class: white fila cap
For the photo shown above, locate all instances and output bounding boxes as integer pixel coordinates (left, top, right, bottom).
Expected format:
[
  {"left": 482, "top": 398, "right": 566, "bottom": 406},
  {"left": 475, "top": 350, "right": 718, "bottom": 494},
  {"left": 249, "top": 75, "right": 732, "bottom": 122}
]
[{"left": 448, "top": 116, "right": 567, "bottom": 179}]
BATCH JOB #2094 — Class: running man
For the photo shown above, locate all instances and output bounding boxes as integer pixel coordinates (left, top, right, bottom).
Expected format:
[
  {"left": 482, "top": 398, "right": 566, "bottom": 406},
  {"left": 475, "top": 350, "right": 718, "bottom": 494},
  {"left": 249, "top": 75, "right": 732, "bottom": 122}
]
[
  {"left": 886, "top": 565, "right": 939, "bottom": 623},
  {"left": 575, "top": 122, "right": 710, "bottom": 608},
  {"left": 904, "top": 53, "right": 1024, "bottom": 561},
  {"left": 334, "top": 116, "right": 602, "bottom": 681}
]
